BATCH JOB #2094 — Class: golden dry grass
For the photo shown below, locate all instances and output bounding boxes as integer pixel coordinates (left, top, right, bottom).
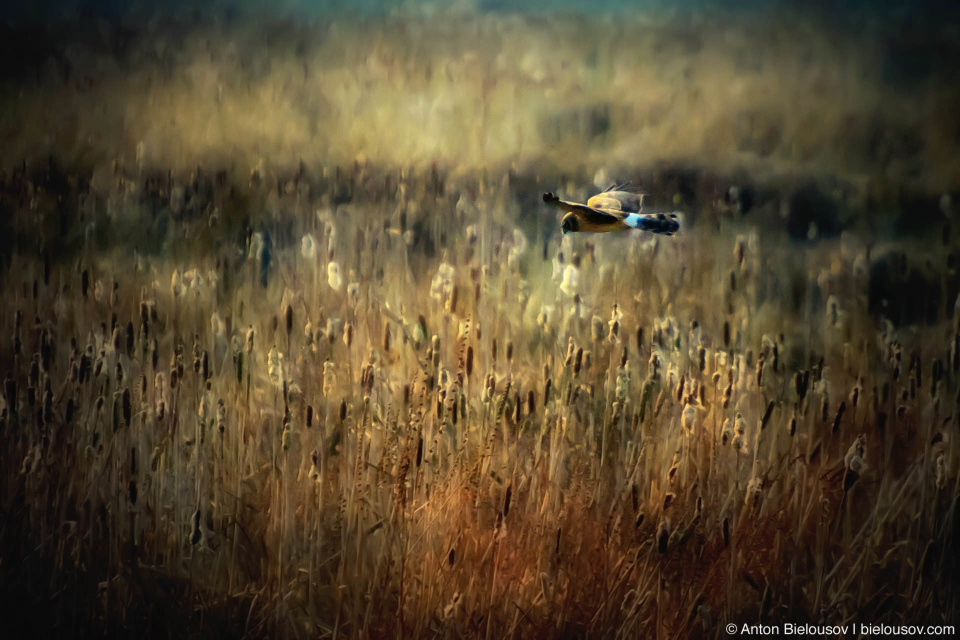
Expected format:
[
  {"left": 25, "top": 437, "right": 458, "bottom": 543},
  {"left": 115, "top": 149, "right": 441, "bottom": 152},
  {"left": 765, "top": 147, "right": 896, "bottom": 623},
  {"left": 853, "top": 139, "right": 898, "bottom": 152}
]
[{"left": 1, "top": 6, "right": 959, "bottom": 640}]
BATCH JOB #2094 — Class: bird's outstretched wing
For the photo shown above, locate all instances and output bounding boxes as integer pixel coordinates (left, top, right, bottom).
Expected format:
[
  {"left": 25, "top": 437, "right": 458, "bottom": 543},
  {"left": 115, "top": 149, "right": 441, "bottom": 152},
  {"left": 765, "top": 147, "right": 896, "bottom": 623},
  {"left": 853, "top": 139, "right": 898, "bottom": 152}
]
[
  {"left": 543, "top": 193, "right": 623, "bottom": 224},
  {"left": 587, "top": 183, "right": 646, "bottom": 213}
]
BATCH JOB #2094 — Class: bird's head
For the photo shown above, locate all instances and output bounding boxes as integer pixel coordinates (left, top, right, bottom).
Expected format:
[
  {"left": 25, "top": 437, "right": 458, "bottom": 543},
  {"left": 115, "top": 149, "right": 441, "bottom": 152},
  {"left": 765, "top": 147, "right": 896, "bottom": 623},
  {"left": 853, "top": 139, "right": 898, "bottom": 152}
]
[{"left": 560, "top": 213, "right": 580, "bottom": 235}]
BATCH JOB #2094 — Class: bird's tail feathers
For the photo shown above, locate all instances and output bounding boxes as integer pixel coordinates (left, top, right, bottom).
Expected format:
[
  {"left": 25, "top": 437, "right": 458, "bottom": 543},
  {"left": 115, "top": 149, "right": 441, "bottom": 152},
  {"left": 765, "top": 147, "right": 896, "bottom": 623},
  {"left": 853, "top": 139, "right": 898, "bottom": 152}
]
[{"left": 623, "top": 212, "right": 682, "bottom": 236}]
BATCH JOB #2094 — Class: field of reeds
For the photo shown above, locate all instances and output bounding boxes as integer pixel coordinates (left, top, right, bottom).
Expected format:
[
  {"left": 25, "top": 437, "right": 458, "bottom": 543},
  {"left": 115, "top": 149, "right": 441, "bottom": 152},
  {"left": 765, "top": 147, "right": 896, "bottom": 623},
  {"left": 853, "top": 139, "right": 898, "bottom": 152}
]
[{"left": 2, "top": 5, "right": 960, "bottom": 640}]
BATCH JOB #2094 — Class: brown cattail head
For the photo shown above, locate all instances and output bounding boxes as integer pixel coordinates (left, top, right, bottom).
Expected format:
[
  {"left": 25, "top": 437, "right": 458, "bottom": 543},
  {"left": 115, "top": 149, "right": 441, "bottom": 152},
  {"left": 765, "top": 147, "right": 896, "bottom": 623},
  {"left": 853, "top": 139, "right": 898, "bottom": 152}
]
[
  {"left": 761, "top": 400, "right": 774, "bottom": 430},
  {"left": 447, "top": 285, "right": 458, "bottom": 315},
  {"left": 122, "top": 388, "right": 132, "bottom": 427},
  {"left": 832, "top": 400, "right": 846, "bottom": 433},
  {"left": 285, "top": 304, "right": 293, "bottom": 335},
  {"left": 191, "top": 509, "right": 202, "bottom": 545},
  {"left": 657, "top": 518, "right": 671, "bottom": 554},
  {"left": 574, "top": 347, "right": 583, "bottom": 376},
  {"left": 465, "top": 345, "right": 474, "bottom": 377}
]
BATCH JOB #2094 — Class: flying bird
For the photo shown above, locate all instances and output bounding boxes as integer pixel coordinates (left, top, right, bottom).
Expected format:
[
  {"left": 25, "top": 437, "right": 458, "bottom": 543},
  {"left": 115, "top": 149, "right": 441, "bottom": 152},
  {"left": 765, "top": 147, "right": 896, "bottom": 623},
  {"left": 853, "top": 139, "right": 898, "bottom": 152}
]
[{"left": 543, "top": 184, "right": 681, "bottom": 236}]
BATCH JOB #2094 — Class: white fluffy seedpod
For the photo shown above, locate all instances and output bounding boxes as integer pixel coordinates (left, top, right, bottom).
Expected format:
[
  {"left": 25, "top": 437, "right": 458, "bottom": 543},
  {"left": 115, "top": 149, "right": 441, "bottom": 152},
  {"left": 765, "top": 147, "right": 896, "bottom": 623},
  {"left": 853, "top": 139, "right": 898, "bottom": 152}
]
[
  {"left": 170, "top": 270, "right": 184, "bottom": 298},
  {"left": 347, "top": 283, "right": 361, "bottom": 308},
  {"left": 559, "top": 264, "right": 580, "bottom": 297},
  {"left": 267, "top": 347, "right": 284, "bottom": 388},
  {"left": 430, "top": 262, "right": 455, "bottom": 301},
  {"left": 210, "top": 312, "right": 225, "bottom": 339},
  {"left": 732, "top": 413, "right": 748, "bottom": 453},
  {"left": 301, "top": 234, "right": 317, "bottom": 261},
  {"left": 844, "top": 434, "right": 868, "bottom": 475},
  {"left": 327, "top": 261, "right": 343, "bottom": 291},
  {"left": 614, "top": 366, "right": 630, "bottom": 403},
  {"left": 322, "top": 361, "right": 335, "bottom": 396},
  {"left": 721, "top": 418, "right": 733, "bottom": 445},
  {"left": 198, "top": 392, "right": 213, "bottom": 423},
  {"left": 248, "top": 232, "right": 263, "bottom": 261},
  {"left": 681, "top": 403, "right": 697, "bottom": 432}
]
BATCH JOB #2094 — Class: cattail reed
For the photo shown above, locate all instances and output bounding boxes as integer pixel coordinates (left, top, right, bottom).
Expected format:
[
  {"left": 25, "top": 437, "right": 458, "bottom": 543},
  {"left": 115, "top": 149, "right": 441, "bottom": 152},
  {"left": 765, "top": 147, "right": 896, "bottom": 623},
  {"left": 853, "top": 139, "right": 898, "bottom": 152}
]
[
  {"left": 447, "top": 285, "right": 458, "bottom": 315},
  {"left": 760, "top": 400, "right": 774, "bottom": 430},
  {"left": 122, "top": 388, "right": 132, "bottom": 427},
  {"left": 657, "top": 518, "right": 670, "bottom": 553},
  {"left": 574, "top": 347, "right": 583, "bottom": 376},
  {"left": 191, "top": 509, "right": 202, "bottom": 545},
  {"left": 832, "top": 400, "right": 846, "bottom": 433},
  {"left": 591, "top": 316, "right": 604, "bottom": 342},
  {"left": 465, "top": 345, "right": 474, "bottom": 377}
]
